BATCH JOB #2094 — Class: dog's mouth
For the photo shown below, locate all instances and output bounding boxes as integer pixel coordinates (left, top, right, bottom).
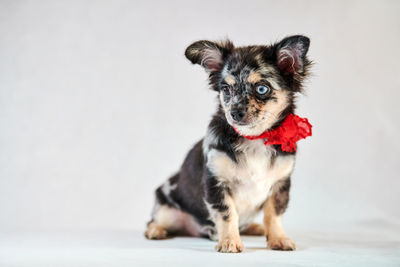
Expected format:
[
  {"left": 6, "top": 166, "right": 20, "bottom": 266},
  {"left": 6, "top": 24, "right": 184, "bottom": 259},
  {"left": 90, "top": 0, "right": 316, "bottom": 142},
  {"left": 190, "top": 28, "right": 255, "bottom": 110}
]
[
  {"left": 226, "top": 115, "right": 258, "bottom": 128},
  {"left": 232, "top": 121, "right": 248, "bottom": 126}
]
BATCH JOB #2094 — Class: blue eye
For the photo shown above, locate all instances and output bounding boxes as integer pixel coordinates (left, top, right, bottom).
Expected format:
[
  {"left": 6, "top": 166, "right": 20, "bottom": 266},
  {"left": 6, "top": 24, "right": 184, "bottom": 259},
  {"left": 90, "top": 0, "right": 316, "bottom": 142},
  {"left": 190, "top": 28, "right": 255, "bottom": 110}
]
[{"left": 256, "top": 85, "right": 270, "bottom": 95}]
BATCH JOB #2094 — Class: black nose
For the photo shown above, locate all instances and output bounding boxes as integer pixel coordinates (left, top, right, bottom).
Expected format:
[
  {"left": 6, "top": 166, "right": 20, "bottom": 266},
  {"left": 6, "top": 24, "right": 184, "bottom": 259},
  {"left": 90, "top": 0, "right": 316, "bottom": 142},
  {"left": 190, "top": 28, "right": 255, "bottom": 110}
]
[{"left": 230, "top": 109, "right": 246, "bottom": 122}]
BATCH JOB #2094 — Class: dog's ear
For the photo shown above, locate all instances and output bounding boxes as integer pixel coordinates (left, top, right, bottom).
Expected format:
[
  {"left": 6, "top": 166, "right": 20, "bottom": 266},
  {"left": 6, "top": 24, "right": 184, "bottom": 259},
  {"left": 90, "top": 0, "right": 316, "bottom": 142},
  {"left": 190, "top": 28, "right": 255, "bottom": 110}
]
[
  {"left": 275, "top": 35, "right": 310, "bottom": 74},
  {"left": 185, "top": 40, "right": 234, "bottom": 72}
]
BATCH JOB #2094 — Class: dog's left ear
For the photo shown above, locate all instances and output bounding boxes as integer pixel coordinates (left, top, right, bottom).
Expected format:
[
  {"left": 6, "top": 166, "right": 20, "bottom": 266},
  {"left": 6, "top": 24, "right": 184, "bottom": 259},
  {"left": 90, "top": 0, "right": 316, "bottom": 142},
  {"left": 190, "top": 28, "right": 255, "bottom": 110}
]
[
  {"left": 185, "top": 40, "right": 234, "bottom": 72},
  {"left": 275, "top": 35, "right": 310, "bottom": 74}
]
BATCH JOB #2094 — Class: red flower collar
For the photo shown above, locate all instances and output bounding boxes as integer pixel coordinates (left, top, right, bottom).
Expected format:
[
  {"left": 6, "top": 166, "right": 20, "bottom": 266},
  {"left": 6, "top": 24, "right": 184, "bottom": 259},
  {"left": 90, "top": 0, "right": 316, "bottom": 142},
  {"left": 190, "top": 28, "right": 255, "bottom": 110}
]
[{"left": 233, "top": 114, "right": 312, "bottom": 152}]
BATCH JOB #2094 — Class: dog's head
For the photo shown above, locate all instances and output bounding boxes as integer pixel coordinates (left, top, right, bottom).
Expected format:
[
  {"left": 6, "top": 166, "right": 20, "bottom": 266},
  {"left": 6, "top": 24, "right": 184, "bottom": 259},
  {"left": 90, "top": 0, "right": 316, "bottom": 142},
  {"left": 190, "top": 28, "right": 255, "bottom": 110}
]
[{"left": 185, "top": 35, "right": 311, "bottom": 136}]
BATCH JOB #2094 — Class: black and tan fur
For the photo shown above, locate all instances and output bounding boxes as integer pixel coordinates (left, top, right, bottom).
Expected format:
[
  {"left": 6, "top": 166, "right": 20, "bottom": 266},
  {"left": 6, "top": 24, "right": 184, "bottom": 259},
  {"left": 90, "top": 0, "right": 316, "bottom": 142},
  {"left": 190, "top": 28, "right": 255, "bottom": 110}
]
[{"left": 145, "top": 35, "right": 311, "bottom": 253}]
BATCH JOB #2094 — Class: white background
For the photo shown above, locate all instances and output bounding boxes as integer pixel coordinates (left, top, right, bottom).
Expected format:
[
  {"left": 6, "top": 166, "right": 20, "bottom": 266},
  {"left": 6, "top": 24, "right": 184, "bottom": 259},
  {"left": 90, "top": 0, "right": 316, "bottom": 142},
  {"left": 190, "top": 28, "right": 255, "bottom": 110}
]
[{"left": 1, "top": 0, "right": 400, "bottom": 234}]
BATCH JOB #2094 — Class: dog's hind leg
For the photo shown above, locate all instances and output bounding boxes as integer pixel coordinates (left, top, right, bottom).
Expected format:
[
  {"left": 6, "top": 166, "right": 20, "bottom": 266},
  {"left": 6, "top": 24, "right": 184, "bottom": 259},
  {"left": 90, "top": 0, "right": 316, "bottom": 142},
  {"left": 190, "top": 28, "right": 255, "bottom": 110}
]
[
  {"left": 145, "top": 204, "right": 203, "bottom": 239},
  {"left": 145, "top": 174, "right": 204, "bottom": 239},
  {"left": 145, "top": 204, "right": 179, "bottom": 240},
  {"left": 145, "top": 221, "right": 168, "bottom": 240},
  {"left": 145, "top": 174, "right": 182, "bottom": 240},
  {"left": 240, "top": 223, "right": 265, "bottom": 236}
]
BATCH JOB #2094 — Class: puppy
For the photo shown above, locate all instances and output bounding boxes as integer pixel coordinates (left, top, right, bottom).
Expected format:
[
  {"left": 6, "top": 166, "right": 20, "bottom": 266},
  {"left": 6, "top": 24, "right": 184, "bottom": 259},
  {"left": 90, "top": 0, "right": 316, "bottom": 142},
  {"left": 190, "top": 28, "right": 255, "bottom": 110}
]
[{"left": 145, "top": 35, "right": 312, "bottom": 253}]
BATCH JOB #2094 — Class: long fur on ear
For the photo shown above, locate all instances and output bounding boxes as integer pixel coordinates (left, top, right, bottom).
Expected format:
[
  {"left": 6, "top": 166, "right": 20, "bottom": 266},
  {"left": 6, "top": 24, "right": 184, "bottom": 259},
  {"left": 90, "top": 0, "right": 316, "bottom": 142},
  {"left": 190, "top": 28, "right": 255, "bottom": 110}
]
[
  {"left": 185, "top": 40, "right": 234, "bottom": 72},
  {"left": 275, "top": 35, "right": 310, "bottom": 74}
]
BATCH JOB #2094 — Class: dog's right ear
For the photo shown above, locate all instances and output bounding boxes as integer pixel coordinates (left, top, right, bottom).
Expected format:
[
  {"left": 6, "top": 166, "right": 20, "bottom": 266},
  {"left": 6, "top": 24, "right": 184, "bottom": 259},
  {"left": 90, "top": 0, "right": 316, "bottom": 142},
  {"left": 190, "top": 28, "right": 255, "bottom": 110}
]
[{"left": 185, "top": 40, "right": 234, "bottom": 72}]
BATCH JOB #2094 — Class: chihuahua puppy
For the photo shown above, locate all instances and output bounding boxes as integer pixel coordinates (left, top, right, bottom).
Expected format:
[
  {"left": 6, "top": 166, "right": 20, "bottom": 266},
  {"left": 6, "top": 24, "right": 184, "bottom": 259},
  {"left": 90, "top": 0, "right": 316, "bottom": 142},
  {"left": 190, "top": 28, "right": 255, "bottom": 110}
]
[{"left": 145, "top": 35, "right": 312, "bottom": 253}]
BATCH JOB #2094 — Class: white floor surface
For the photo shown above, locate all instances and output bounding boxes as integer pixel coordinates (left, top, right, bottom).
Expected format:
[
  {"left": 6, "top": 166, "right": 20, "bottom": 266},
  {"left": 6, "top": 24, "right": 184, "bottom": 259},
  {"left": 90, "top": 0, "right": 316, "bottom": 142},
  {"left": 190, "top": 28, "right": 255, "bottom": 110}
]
[{"left": 1, "top": 223, "right": 399, "bottom": 267}]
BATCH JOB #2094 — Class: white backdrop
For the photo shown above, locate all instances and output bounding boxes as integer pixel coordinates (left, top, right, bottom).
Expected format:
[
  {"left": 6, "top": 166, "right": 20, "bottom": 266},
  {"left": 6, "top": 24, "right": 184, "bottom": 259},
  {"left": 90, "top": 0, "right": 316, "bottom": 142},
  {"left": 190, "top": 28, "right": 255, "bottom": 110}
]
[{"left": 1, "top": 0, "right": 399, "bottom": 232}]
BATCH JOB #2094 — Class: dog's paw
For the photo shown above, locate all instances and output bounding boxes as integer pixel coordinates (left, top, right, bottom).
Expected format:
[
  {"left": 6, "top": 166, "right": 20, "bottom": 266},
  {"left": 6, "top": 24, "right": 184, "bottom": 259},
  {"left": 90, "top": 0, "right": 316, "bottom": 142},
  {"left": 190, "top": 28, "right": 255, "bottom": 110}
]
[
  {"left": 268, "top": 237, "right": 296, "bottom": 251},
  {"left": 144, "top": 223, "right": 168, "bottom": 240},
  {"left": 215, "top": 237, "right": 244, "bottom": 253}
]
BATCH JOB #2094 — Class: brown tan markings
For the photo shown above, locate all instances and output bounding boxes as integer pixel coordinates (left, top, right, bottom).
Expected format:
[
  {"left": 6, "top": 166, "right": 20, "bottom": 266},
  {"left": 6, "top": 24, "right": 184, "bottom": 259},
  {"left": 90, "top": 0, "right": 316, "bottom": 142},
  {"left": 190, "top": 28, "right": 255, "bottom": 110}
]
[
  {"left": 245, "top": 88, "right": 289, "bottom": 135},
  {"left": 253, "top": 61, "right": 283, "bottom": 90},
  {"left": 224, "top": 75, "right": 236, "bottom": 85},
  {"left": 247, "top": 71, "right": 262, "bottom": 84},
  {"left": 145, "top": 222, "right": 168, "bottom": 240},
  {"left": 263, "top": 196, "right": 296, "bottom": 250},
  {"left": 247, "top": 87, "right": 287, "bottom": 113},
  {"left": 240, "top": 223, "right": 265, "bottom": 236}
]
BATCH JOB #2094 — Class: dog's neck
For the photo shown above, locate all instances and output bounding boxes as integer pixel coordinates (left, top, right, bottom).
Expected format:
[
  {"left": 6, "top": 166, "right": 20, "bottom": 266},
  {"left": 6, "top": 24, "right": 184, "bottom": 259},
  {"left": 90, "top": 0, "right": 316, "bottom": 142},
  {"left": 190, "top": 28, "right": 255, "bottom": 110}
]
[
  {"left": 232, "top": 114, "right": 312, "bottom": 152},
  {"left": 226, "top": 104, "right": 295, "bottom": 137}
]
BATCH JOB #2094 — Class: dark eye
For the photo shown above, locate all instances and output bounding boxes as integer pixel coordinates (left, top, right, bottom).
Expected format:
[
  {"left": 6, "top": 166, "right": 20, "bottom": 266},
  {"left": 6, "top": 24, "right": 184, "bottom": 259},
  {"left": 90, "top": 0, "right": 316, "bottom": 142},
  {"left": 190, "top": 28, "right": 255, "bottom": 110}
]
[
  {"left": 256, "top": 85, "right": 270, "bottom": 95},
  {"left": 222, "top": 86, "right": 231, "bottom": 95}
]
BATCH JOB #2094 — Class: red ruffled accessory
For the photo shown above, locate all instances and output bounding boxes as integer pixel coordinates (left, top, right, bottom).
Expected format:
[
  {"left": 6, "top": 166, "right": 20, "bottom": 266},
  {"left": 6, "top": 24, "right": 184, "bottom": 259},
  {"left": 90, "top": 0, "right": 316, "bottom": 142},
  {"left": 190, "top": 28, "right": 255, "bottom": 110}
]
[{"left": 233, "top": 114, "right": 312, "bottom": 152}]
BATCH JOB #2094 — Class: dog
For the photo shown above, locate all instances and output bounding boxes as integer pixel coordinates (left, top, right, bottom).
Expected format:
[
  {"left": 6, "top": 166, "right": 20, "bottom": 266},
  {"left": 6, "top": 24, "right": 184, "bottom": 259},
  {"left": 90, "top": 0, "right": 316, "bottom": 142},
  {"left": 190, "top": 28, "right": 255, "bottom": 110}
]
[{"left": 144, "top": 35, "right": 312, "bottom": 253}]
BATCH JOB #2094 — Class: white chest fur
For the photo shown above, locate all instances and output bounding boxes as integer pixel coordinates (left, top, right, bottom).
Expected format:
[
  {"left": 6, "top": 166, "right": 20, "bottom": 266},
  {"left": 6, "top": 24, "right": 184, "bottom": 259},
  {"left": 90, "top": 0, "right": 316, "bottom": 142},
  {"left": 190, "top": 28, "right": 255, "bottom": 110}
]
[{"left": 207, "top": 139, "right": 295, "bottom": 227}]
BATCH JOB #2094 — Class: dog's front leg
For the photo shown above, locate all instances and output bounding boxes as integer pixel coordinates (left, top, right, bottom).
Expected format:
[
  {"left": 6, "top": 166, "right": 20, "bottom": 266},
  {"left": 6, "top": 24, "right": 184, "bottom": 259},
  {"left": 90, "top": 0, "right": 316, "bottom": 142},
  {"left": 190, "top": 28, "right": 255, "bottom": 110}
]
[
  {"left": 214, "top": 194, "right": 243, "bottom": 253},
  {"left": 205, "top": 174, "right": 243, "bottom": 253},
  {"left": 264, "top": 178, "right": 296, "bottom": 250}
]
